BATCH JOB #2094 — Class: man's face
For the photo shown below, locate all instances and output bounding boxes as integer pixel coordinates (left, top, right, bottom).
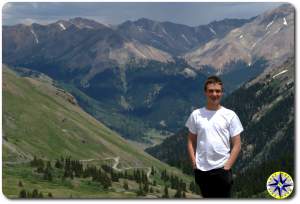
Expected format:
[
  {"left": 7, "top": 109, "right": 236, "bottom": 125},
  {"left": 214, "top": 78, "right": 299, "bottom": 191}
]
[{"left": 205, "top": 83, "right": 223, "bottom": 105}]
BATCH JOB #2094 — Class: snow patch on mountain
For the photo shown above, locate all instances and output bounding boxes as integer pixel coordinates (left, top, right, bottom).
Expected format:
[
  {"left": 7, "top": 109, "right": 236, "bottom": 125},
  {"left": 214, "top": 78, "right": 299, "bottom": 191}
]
[
  {"left": 272, "top": 69, "right": 288, "bottom": 79},
  {"left": 30, "top": 29, "right": 39, "bottom": 44},
  {"left": 137, "top": 26, "right": 143, "bottom": 32},
  {"left": 59, "top": 23, "right": 66, "bottom": 30},
  {"left": 283, "top": 17, "right": 288, "bottom": 25},
  {"left": 161, "top": 27, "right": 168, "bottom": 35},
  {"left": 266, "top": 21, "right": 273, "bottom": 30},
  {"left": 181, "top": 34, "right": 191, "bottom": 44},
  {"left": 209, "top": 27, "right": 217, "bottom": 35}
]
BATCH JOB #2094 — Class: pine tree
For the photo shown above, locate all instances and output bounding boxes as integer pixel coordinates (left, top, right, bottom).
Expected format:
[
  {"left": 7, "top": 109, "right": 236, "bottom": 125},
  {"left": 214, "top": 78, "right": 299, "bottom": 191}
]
[
  {"left": 143, "top": 182, "right": 149, "bottom": 193},
  {"left": 163, "top": 185, "right": 169, "bottom": 198},
  {"left": 135, "top": 169, "right": 141, "bottom": 183},
  {"left": 174, "top": 187, "right": 182, "bottom": 198},
  {"left": 180, "top": 179, "right": 186, "bottom": 192},
  {"left": 18, "top": 180, "right": 23, "bottom": 187},
  {"left": 55, "top": 159, "right": 63, "bottom": 169},
  {"left": 31, "top": 156, "right": 45, "bottom": 170},
  {"left": 19, "top": 189, "right": 27, "bottom": 198},
  {"left": 137, "top": 182, "right": 145, "bottom": 196},
  {"left": 161, "top": 169, "right": 169, "bottom": 182},
  {"left": 30, "top": 155, "right": 38, "bottom": 166},
  {"left": 111, "top": 170, "right": 119, "bottom": 182},
  {"left": 189, "top": 181, "right": 195, "bottom": 192},
  {"left": 26, "top": 191, "right": 31, "bottom": 198},
  {"left": 161, "top": 169, "right": 166, "bottom": 181},
  {"left": 46, "top": 161, "right": 52, "bottom": 170},
  {"left": 151, "top": 166, "right": 155, "bottom": 175},
  {"left": 123, "top": 180, "right": 129, "bottom": 190},
  {"left": 150, "top": 187, "right": 154, "bottom": 193},
  {"left": 38, "top": 192, "right": 44, "bottom": 198},
  {"left": 43, "top": 167, "right": 52, "bottom": 181},
  {"left": 37, "top": 166, "right": 44, "bottom": 173},
  {"left": 32, "top": 189, "right": 39, "bottom": 198},
  {"left": 102, "top": 172, "right": 112, "bottom": 190}
]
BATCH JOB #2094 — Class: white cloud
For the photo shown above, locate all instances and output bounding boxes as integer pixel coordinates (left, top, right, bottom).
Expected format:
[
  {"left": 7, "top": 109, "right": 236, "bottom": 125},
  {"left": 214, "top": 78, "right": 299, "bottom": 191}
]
[{"left": 20, "top": 18, "right": 53, "bottom": 25}]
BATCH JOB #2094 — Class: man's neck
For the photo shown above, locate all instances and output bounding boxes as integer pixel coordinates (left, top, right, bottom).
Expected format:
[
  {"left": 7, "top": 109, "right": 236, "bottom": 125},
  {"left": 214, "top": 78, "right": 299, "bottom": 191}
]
[{"left": 206, "top": 104, "right": 222, "bottom": 111}]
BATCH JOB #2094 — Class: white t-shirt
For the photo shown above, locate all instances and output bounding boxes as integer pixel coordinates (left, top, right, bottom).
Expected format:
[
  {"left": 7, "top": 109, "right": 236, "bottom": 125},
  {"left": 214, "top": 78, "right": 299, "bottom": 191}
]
[{"left": 185, "top": 106, "right": 244, "bottom": 171}]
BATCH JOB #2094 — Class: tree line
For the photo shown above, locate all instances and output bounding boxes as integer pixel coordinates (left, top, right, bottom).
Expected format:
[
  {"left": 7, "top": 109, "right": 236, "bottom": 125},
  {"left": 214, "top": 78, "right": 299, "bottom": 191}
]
[{"left": 23, "top": 155, "right": 199, "bottom": 198}]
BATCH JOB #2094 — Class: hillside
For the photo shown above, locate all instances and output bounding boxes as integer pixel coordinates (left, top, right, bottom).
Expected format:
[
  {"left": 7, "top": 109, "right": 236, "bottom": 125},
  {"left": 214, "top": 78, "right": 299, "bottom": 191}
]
[
  {"left": 2, "top": 64, "right": 200, "bottom": 198},
  {"left": 223, "top": 58, "right": 294, "bottom": 197}
]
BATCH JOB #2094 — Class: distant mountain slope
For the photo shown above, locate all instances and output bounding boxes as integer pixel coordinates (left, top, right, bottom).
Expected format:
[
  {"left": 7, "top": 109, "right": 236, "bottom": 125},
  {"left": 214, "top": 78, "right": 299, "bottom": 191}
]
[
  {"left": 222, "top": 58, "right": 294, "bottom": 197},
  {"left": 185, "top": 4, "right": 294, "bottom": 73},
  {"left": 2, "top": 18, "right": 173, "bottom": 83},
  {"left": 117, "top": 18, "right": 251, "bottom": 55},
  {"left": 2, "top": 16, "right": 252, "bottom": 81},
  {"left": 145, "top": 58, "right": 295, "bottom": 197}
]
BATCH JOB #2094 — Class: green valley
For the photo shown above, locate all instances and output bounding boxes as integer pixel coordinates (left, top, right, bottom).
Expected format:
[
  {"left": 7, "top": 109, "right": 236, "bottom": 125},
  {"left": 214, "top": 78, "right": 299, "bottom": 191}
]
[{"left": 2, "top": 65, "right": 200, "bottom": 198}]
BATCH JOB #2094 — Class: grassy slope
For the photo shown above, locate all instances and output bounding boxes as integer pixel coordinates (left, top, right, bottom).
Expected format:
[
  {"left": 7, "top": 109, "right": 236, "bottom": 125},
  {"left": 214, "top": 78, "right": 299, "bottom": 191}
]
[{"left": 2, "top": 65, "right": 197, "bottom": 198}]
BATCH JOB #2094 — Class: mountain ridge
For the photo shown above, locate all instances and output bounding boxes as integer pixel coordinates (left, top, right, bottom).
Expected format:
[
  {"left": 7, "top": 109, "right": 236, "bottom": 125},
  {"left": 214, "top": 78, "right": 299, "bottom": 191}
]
[{"left": 184, "top": 3, "right": 294, "bottom": 73}]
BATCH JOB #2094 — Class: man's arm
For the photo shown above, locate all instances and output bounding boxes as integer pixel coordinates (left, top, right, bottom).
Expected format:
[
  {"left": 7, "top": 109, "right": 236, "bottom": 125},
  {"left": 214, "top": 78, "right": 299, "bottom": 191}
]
[
  {"left": 187, "top": 132, "right": 197, "bottom": 169},
  {"left": 224, "top": 134, "right": 241, "bottom": 170}
]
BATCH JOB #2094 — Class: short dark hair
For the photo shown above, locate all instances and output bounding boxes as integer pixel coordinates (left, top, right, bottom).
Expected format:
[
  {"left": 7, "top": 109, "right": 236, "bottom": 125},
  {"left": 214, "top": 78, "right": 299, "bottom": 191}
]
[{"left": 204, "top": 76, "right": 223, "bottom": 91}]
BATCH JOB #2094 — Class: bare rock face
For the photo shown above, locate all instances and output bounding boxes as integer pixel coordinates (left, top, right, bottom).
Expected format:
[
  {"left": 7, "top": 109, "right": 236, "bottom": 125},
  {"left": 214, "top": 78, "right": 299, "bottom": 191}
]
[
  {"left": 117, "top": 18, "right": 250, "bottom": 56},
  {"left": 109, "top": 41, "right": 174, "bottom": 65},
  {"left": 184, "top": 4, "right": 294, "bottom": 73},
  {"left": 54, "top": 88, "right": 78, "bottom": 105}
]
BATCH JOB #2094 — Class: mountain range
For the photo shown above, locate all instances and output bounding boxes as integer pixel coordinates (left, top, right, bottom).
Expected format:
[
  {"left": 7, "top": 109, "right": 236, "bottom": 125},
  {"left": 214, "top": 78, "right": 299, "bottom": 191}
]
[
  {"left": 2, "top": 4, "right": 294, "bottom": 145},
  {"left": 185, "top": 4, "right": 294, "bottom": 74},
  {"left": 3, "top": 16, "right": 251, "bottom": 73}
]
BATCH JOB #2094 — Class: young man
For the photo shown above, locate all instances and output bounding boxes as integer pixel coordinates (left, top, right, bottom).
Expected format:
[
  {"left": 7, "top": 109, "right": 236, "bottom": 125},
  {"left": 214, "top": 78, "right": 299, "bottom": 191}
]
[{"left": 185, "top": 76, "right": 243, "bottom": 198}]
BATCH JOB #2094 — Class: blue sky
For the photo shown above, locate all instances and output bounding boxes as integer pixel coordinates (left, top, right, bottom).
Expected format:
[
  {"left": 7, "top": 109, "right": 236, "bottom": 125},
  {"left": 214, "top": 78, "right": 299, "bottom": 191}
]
[{"left": 2, "top": 2, "right": 284, "bottom": 26}]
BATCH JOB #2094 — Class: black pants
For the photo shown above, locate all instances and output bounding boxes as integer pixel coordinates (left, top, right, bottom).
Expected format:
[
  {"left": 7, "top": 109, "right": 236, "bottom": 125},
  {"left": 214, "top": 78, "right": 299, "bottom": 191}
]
[{"left": 194, "top": 168, "right": 233, "bottom": 198}]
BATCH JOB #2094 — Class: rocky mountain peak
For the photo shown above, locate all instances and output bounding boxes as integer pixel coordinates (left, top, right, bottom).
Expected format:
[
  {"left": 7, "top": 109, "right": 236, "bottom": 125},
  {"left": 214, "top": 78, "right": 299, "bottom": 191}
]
[
  {"left": 184, "top": 3, "right": 294, "bottom": 72},
  {"left": 68, "top": 17, "right": 109, "bottom": 29}
]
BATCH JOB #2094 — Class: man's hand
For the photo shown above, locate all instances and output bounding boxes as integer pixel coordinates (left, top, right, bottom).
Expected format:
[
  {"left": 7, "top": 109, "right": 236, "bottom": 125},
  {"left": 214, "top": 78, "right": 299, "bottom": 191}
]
[
  {"left": 224, "top": 135, "right": 241, "bottom": 171},
  {"left": 223, "top": 163, "right": 231, "bottom": 171},
  {"left": 192, "top": 159, "right": 197, "bottom": 170}
]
